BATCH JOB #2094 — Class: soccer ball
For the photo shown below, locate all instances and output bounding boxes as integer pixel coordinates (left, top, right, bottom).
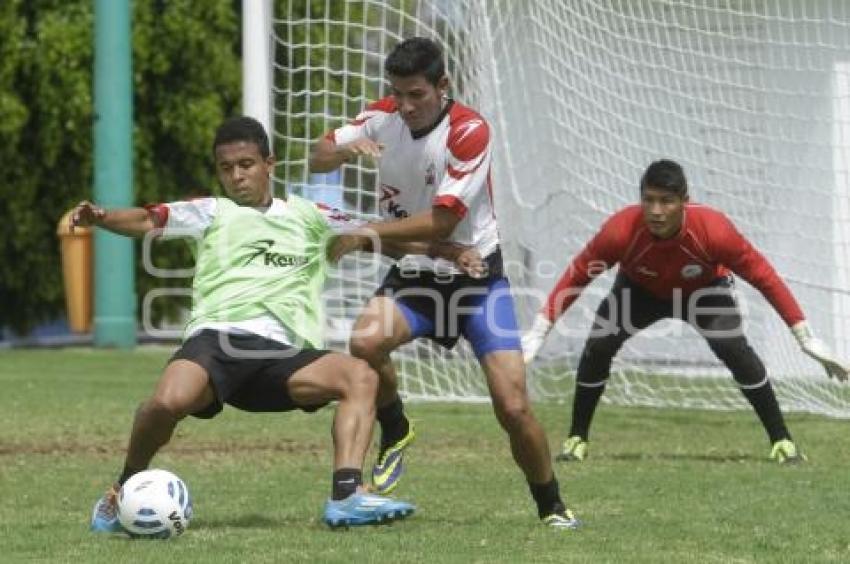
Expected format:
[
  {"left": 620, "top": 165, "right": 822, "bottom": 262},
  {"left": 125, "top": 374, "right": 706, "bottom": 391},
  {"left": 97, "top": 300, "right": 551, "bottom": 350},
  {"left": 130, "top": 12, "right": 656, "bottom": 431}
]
[{"left": 117, "top": 469, "right": 193, "bottom": 539}]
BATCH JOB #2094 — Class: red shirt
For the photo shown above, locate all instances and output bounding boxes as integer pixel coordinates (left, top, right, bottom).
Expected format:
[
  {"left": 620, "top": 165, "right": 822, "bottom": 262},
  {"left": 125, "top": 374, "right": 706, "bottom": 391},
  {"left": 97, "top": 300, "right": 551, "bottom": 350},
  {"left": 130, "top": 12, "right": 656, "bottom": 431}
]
[{"left": 543, "top": 204, "right": 804, "bottom": 326}]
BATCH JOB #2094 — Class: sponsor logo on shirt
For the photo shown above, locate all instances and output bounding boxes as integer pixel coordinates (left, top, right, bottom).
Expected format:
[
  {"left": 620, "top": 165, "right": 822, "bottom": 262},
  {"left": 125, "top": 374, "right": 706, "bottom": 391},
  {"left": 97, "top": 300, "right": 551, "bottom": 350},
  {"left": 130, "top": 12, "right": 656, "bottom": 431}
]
[
  {"left": 425, "top": 162, "right": 436, "bottom": 187},
  {"left": 681, "top": 264, "right": 703, "bottom": 279},
  {"left": 243, "top": 239, "right": 309, "bottom": 268},
  {"left": 316, "top": 202, "right": 352, "bottom": 223},
  {"left": 636, "top": 266, "right": 658, "bottom": 278},
  {"left": 379, "top": 183, "right": 409, "bottom": 218},
  {"left": 455, "top": 119, "right": 483, "bottom": 143}
]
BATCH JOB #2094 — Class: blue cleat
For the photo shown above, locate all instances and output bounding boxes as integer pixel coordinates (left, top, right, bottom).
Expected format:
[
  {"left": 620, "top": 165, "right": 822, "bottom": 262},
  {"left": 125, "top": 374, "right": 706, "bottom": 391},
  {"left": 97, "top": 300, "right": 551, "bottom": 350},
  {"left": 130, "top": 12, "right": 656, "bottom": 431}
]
[
  {"left": 90, "top": 485, "right": 124, "bottom": 533},
  {"left": 323, "top": 492, "right": 415, "bottom": 528},
  {"left": 372, "top": 423, "right": 415, "bottom": 494}
]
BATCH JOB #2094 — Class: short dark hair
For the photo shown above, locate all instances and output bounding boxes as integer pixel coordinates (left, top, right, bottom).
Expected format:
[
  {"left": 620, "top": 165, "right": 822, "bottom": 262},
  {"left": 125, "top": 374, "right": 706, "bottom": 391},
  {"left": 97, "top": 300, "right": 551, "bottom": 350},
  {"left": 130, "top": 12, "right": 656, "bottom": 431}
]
[
  {"left": 640, "top": 159, "right": 688, "bottom": 197},
  {"left": 213, "top": 116, "right": 271, "bottom": 159},
  {"left": 384, "top": 37, "right": 445, "bottom": 86}
]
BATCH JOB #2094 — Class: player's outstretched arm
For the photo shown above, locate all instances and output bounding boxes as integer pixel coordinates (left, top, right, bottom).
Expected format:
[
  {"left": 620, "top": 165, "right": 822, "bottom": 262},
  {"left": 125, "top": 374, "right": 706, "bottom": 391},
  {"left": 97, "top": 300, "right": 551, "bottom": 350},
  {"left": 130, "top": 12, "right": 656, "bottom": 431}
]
[
  {"left": 326, "top": 233, "right": 486, "bottom": 278},
  {"left": 375, "top": 239, "right": 485, "bottom": 278},
  {"left": 327, "top": 208, "right": 459, "bottom": 262},
  {"left": 791, "top": 321, "right": 850, "bottom": 381},
  {"left": 70, "top": 200, "right": 157, "bottom": 238},
  {"left": 716, "top": 214, "right": 850, "bottom": 381},
  {"left": 308, "top": 137, "right": 384, "bottom": 173}
]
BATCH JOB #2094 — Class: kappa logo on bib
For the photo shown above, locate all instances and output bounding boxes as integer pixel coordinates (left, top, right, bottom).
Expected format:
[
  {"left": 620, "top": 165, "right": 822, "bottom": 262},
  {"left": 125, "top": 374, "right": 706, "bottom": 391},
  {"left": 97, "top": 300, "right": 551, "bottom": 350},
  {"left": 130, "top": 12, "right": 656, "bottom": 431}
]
[
  {"left": 243, "top": 239, "right": 308, "bottom": 268},
  {"left": 681, "top": 264, "right": 703, "bottom": 279}
]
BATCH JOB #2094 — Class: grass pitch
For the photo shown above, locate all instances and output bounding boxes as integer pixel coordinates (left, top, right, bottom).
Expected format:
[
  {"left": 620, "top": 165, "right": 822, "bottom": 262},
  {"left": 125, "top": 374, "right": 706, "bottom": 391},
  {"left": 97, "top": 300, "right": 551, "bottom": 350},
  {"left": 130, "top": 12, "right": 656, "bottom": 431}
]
[{"left": 1, "top": 348, "right": 849, "bottom": 563}]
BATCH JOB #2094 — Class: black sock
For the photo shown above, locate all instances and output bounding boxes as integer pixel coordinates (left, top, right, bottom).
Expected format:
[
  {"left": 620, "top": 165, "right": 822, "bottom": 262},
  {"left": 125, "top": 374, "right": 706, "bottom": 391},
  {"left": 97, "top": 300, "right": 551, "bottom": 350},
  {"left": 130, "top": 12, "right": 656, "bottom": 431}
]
[
  {"left": 377, "top": 396, "right": 409, "bottom": 451},
  {"left": 568, "top": 382, "right": 606, "bottom": 440},
  {"left": 332, "top": 468, "right": 363, "bottom": 501},
  {"left": 117, "top": 465, "right": 143, "bottom": 486},
  {"left": 528, "top": 478, "right": 565, "bottom": 519},
  {"left": 739, "top": 380, "right": 790, "bottom": 444}
]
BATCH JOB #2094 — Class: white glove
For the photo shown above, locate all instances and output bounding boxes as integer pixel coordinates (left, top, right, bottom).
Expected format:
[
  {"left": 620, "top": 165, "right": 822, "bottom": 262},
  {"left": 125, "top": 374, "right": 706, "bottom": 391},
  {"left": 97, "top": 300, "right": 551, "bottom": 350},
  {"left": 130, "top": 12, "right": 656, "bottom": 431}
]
[
  {"left": 791, "top": 321, "right": 850, "bottom": 381},
  {"left": 521, "top": 313, "right": 554, "bottom": 364}
]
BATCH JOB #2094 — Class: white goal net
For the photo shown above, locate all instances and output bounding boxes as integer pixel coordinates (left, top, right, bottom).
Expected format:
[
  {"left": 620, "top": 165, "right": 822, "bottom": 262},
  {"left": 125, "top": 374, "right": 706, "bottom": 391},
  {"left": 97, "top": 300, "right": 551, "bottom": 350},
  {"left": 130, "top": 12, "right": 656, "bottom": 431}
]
[{"left": 270, "top": 0, "right": 850, "bottom": 416}]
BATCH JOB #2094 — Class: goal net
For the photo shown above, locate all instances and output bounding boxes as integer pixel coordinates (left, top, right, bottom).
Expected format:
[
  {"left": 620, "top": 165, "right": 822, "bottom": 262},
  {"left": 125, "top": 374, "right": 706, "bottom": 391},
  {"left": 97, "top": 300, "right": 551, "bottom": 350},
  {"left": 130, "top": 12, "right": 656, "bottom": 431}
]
[{"left": 271, "top": 0, "right": 850, "bottom": 416}]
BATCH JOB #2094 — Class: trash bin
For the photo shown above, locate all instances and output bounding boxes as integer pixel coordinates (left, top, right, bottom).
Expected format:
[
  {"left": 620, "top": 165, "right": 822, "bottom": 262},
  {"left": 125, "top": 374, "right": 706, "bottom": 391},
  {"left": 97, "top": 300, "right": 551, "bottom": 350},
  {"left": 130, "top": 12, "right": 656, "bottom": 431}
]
[{"left": 57, "top": 209, "right": 92, "bottom": 333}]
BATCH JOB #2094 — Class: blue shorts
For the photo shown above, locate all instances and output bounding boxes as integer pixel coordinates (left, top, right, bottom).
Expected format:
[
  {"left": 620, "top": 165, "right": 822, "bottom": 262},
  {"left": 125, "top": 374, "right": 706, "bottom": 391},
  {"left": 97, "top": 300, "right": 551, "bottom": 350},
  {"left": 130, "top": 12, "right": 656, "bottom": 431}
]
[{"left": 375, "top": 266, "right": 522, "bottom": 359}]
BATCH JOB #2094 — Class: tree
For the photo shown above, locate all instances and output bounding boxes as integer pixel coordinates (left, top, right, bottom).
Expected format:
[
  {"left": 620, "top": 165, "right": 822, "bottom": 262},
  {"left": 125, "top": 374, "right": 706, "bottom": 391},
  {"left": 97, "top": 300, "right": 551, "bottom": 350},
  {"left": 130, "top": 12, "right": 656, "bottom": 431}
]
[{"left": 0, "top": 1, "right": 241, "bottom": 333}]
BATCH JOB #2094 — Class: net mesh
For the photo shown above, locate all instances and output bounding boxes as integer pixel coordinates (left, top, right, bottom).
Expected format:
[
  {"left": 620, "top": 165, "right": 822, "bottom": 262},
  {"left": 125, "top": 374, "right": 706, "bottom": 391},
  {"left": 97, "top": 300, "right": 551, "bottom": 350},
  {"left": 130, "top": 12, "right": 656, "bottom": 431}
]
[{"left": 272, "top": 0, "right": 850, "bottom": 416}]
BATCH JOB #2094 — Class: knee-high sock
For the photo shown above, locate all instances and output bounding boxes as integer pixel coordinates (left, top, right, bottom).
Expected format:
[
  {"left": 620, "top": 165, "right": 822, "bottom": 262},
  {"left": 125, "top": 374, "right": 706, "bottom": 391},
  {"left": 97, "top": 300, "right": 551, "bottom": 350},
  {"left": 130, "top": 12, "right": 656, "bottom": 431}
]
[
  {"left": 568, "top": 380, "right": 606, "bottom": 440},
  {"left": 739, "top": 377, "right": 790, "bottom": 443},
  {"left": 376, "top": 395, "right": 408, "bottom": 448}
]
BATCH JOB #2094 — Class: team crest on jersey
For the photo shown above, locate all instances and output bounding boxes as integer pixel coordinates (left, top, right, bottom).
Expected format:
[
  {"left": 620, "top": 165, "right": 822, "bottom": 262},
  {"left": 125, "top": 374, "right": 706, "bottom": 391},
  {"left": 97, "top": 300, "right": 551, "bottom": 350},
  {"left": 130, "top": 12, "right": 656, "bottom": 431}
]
[
  {"left": 425, "top": 163, "right": 436, "bottom": 187},
  {"left": 681, "top": 264, "right": 703, "bottom": 279}
]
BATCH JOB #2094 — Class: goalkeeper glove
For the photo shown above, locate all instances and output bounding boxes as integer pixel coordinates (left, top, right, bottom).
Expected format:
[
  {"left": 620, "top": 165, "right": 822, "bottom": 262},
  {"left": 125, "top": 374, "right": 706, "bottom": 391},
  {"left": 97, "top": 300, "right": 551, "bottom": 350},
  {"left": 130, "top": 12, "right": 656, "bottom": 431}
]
[
  {"left": 521, "top": 313, "right": 554, "bottom": 364},
  {"left": 791, "top": 321, "right": 850, "bottom": 381}
]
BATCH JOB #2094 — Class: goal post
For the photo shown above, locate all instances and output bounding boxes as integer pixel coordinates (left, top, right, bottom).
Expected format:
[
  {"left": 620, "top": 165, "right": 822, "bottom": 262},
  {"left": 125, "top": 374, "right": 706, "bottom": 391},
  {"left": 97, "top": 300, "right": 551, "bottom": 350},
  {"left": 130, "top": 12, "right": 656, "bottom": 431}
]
[
  {"left": 241, "top": 0, "right": 274, "bottom": 150},
  {"left": 257, "top": 0, "right": 850, "bottom": 416}
]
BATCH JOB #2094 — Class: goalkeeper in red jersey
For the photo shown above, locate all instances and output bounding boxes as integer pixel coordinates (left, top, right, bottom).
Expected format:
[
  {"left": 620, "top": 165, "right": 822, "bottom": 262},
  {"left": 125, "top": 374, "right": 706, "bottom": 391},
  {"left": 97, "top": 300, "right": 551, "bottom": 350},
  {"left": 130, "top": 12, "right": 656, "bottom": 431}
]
[{"left": 522, "top": 159, "right": 849, "bottom": 464}]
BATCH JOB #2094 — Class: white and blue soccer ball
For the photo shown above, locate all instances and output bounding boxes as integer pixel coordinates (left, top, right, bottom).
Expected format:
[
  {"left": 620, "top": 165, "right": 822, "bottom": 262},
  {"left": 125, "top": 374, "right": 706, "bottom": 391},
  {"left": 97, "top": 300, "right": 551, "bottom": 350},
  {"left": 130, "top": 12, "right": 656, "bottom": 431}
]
[{"left": 117, "top": 469, "right": 192, "bottom": 539}]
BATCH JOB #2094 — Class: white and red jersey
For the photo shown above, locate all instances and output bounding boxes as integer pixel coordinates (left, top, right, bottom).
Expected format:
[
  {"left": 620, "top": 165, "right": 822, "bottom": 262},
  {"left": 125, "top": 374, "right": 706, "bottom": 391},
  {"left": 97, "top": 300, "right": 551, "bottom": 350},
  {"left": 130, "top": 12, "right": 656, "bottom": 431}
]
[
  {"left": 145, "top": 198, "right": 357, "bottom": 236},
  {"left": 327, "top": 96, "right": 499, "bottom": 274},
  {"left": 543, "top": 204, "right": 805, "bottom": 327}
]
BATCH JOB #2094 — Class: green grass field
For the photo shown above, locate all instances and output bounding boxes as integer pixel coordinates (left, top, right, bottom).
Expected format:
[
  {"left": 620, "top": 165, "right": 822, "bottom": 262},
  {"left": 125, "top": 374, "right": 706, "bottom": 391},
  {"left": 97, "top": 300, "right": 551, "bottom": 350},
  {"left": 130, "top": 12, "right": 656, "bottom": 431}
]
[{"left": 2, "top": 348, "right": 849, "bottom": 563}]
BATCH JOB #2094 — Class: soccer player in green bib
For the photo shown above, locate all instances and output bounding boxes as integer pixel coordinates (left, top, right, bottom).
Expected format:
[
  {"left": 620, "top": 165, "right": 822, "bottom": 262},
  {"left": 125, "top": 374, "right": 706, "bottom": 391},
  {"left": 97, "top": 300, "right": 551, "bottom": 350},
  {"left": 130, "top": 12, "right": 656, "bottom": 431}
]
[{"left": 75, "top": 116, "right": 472, "bottom": 530}]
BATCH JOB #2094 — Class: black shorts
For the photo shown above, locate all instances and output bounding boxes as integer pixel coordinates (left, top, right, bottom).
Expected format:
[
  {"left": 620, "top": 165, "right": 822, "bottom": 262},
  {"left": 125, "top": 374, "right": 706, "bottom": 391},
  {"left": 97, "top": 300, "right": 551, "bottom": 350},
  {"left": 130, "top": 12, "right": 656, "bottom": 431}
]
[
  {"left": 577, "top": 273, "right": 764, "bottom": 386},
  {"left": 169, "top": 329, "right": 330, "bottom": 419},
  {"left": 607, "top": 272, "right": 740, "bottom": 331}
]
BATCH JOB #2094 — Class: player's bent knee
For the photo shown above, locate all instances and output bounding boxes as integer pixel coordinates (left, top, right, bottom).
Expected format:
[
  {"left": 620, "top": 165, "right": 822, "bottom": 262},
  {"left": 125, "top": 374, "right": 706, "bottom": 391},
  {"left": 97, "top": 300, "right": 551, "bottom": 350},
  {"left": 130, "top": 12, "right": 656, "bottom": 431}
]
[
  {"left": 583, "top": 339, "right": 621, "bottom": 362},
  {"left": 142, "top": 395, "right": 192, "bottom": 422},
  {"left": 493, "top": 397, "right": 532, "bottom": 430},
  {"left": 341, "top": 358, "right": 379, "bottom": 398},
  {"left": 576, "top": 371, "right": 609, "bottom": 387},
  {"left": 577, "top": 347, "right": 618, "bottom": 379},
  {"left": 136, "top": 399, "right": 173, "bottom": 424},
  {"left": 710, "top": 338, "right": 761, "bottom": 367},
  {"left": 349, "top": 334, "right": 391, "bottom": 363},
  {"left": 707, "top": 336, "right": 744, "bottom": 355}
]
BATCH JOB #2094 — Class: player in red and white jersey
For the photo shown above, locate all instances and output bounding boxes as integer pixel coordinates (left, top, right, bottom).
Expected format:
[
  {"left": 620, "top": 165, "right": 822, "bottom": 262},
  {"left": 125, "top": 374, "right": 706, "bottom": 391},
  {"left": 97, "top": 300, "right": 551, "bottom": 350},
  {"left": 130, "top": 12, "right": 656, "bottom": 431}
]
[
  {"left": 310, "top": 37, "right": 579, "bottom": 530},
  {"left": 322, "top": 84, "right": 498, "bottom": 276},
  {"left": 523, "top": 159, "right": 849, "bottom": 464}
]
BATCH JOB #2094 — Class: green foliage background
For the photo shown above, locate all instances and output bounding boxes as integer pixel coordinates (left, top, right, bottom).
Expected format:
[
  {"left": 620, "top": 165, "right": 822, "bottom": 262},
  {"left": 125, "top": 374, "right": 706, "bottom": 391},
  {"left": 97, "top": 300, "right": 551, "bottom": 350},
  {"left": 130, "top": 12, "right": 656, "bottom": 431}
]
[
  {"left": 0, "top": 0, "right": 243, "bottom": 333},
  {"left": 0, "top": 0, "right": 414, "bottom": 334}
]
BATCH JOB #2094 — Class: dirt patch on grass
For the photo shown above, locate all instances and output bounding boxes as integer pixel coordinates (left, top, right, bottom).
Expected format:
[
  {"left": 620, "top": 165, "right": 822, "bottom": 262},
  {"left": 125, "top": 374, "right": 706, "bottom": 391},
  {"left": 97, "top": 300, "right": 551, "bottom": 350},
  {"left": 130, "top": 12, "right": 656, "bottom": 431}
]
[{"left": 0, "top": 438, "right": 326, "bottom": 457}]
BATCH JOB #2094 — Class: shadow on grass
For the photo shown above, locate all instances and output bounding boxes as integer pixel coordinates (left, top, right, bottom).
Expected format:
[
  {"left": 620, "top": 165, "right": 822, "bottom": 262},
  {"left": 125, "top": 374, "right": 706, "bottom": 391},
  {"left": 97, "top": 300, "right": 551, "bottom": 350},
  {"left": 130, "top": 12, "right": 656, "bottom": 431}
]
[
  {"left": 197, "top": 513, "right": 424, "bottom": 532},
  {"left": 194, "top": 514, "right": 302, "bottom": 529},
  {"left": 591, "top": 452, "right": 761, "bottom": 463}
]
